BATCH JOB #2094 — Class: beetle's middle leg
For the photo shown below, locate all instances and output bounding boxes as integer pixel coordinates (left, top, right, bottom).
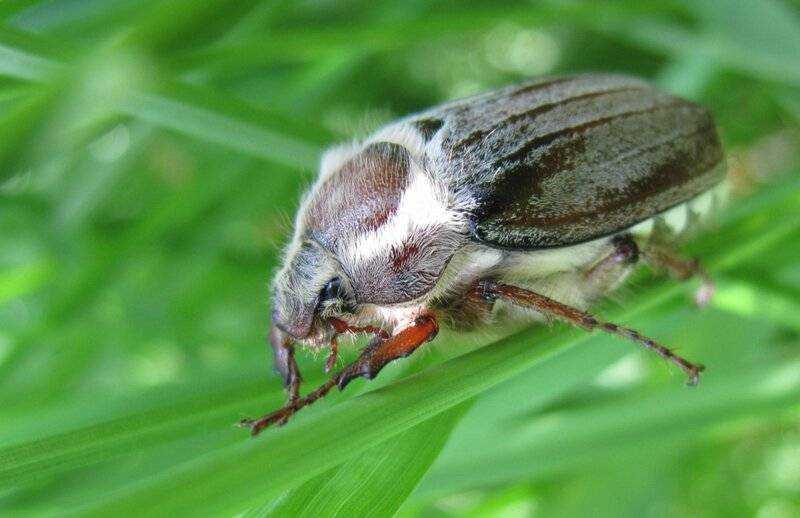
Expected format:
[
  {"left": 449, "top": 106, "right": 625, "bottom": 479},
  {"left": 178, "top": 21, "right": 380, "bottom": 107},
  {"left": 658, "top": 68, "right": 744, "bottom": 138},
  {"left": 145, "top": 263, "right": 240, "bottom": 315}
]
[{"left": 479, "top": 279, "right": 704, "bottom": 385}]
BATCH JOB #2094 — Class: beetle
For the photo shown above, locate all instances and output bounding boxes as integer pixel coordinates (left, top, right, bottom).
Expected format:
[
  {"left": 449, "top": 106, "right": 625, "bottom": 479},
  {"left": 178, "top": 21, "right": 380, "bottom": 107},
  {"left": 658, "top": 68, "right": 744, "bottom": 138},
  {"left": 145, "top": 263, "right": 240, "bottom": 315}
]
[{"left": 240, "top": 73, "right": 726, "bottom": 435}]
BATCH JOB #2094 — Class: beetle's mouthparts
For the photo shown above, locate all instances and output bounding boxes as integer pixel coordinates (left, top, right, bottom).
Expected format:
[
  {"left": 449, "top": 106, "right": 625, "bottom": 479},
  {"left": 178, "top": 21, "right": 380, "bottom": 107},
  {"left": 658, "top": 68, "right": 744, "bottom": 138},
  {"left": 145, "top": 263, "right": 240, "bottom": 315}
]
[{"left": 294, "top": 318, "right": 336, "bottom": 349}]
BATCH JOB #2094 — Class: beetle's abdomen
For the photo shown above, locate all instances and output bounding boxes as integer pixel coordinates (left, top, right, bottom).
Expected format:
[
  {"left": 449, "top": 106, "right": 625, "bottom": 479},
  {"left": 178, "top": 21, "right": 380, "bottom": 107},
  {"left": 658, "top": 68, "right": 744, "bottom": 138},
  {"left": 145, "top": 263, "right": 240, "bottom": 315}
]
[{"left": 423, "top": 74, "right": 725, "bottom": 250}]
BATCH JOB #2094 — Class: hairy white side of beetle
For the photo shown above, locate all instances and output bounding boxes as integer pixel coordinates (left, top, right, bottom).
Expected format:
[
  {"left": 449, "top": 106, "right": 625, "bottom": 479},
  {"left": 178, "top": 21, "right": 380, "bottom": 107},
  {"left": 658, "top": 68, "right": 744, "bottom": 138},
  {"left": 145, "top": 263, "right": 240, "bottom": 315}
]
[
  {"left": 271, "top": 146, "right": 363, "bottom": 295},
  {"left": 362, "top": 303, "right": 428, "bottom": 335}
]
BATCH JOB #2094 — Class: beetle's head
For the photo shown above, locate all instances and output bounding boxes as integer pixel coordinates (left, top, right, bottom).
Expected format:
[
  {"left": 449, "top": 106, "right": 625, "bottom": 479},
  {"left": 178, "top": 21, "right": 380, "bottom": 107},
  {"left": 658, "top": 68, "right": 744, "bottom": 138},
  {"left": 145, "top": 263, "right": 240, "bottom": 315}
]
[
  {"left": 271, "top": 239, "right": 357, "bottom": 347},
  {"left": 270, "top": 139, "right": 458, "bottom": 347}
]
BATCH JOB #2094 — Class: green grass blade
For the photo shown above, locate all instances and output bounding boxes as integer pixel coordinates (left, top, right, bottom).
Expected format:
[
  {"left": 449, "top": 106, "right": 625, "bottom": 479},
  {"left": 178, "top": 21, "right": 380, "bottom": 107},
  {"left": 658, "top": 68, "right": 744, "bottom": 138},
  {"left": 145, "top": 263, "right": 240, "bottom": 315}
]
[
  {"left": 0, "top": 28, "right": 329, "bottom": 170},
  {"left": 72, "top": 212, "right": 800, "bottom": 515},
  {"left": 120, "top": 80, "right": 325, "bottom": 170},
  {"left": 252, "top": 402, "right": 471, "bottom": 518},
  {"left": 1, "top": 3, "right": 798, "bottom": 514},
  {"left": 420, "top": 356, "right": 800, "bottom": 495}
]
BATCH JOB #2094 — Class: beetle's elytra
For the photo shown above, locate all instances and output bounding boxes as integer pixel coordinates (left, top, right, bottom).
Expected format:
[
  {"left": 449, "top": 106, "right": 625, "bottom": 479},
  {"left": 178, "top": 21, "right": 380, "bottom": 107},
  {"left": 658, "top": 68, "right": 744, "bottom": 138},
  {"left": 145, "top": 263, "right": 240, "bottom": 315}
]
[{"left": 240, "top": 73, "right": 726, "bottom": 435}]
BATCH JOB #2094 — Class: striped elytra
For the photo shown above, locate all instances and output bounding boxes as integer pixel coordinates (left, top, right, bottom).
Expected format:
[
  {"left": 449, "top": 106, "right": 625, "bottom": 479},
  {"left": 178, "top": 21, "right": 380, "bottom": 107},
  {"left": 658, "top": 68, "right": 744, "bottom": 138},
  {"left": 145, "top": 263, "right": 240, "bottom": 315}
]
[{"left": 411, "top": 73, "right": 725, "bottom": 249}]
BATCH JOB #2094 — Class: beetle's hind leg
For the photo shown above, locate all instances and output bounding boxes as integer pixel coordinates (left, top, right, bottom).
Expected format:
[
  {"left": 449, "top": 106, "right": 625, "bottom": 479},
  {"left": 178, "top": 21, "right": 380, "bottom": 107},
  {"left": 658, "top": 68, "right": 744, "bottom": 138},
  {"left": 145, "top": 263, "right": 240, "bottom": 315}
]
[
  {"left": 642, "top": 242, "right": 715, "bottom": 307},
  {"left": 479, "top": 280, "right": 704, "bottom": 385}
]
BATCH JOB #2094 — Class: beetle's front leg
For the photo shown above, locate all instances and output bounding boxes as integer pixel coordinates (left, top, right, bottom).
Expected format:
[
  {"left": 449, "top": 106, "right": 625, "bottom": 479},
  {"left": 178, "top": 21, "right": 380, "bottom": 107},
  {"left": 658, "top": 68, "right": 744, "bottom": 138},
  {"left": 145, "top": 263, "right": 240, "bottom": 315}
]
[
  {"left": 240, "top": 316, "right": 438, "bottom": 436},
  {"left": 337, "top": 315, "right": 439, "bottom": 390}
]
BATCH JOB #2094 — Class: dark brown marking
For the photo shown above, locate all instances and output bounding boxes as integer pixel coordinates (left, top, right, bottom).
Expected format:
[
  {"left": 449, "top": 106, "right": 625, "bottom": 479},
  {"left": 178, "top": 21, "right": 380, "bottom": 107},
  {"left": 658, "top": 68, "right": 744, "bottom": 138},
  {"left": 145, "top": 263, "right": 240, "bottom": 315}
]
[
  {"left": 507, "top": 75, "right": 579, "bottom": 98},
  {"left": 499, "top": 86, "right": 647, "bottom": 128},
  {"left": 390, "top": 243, "right": 420, "bottom": 272},
  {"left": 499, "top": 100, "right": 685, "bottom": 166}
]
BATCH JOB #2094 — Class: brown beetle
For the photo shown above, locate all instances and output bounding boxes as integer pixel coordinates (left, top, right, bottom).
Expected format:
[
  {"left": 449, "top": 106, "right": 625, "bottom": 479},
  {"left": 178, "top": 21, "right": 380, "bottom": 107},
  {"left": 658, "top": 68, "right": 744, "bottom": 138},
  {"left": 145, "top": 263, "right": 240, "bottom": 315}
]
[{"left": 241, "top": 73, "right": 725, "bottom": 435}]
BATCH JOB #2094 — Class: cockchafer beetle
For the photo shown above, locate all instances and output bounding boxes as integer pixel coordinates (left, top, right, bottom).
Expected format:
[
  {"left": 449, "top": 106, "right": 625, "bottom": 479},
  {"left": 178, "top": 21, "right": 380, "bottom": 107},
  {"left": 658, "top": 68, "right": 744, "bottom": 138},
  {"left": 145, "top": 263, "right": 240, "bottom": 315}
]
[{"left": 240, "top": 73, "right": 726, "bottom": 435}]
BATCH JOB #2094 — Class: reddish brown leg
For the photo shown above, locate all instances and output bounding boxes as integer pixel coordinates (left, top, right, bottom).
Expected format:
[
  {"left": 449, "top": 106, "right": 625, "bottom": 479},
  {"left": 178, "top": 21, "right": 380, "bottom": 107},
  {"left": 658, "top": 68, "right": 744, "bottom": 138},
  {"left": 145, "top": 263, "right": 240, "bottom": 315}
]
[
  {"left": 240, "top": 376, "right": 340, "bottom": 436},
  {"left": 329, "top": 318, "right": 390, "bottom": 340},
  {"left": 480, "top": 280, "right": 704, "bottom": 385},
  {"left": 643, "top": 244, "right": 715, "bottom": 307},
  {"left": 240, "top": 316, "right": 439, "bottom": 436},
  {"left": 337, "top": 315, "right": 439, "bottom": 389}
]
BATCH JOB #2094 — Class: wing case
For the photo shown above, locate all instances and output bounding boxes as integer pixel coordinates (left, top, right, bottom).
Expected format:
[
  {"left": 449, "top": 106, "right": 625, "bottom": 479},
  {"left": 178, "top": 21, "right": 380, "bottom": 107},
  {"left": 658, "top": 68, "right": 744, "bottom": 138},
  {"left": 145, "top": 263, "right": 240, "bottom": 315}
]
[{"left": 410, "top": 74, "right": 725, "bottom": 249}]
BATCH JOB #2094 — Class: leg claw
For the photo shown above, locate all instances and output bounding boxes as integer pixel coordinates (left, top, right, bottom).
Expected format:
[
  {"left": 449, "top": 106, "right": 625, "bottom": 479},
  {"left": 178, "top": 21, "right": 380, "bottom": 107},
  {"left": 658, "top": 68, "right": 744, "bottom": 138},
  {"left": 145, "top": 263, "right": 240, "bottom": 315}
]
[
  {"left": 239, "top": 405, "right": 297, "bottom": 436},
  {"left": 685, "top": 364, "right": 705, "bottom": 387},
  {"left": 337, "top": 358, "right": 377, "bottom": 390}
]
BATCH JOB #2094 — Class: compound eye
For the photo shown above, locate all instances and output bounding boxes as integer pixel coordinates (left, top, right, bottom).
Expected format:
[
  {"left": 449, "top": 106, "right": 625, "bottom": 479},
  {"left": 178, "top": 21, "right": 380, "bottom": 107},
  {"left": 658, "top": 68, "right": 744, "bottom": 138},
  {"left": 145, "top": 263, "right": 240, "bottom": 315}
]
[{"left": 320, "top": 277, "right": 345, "bottom": 303}]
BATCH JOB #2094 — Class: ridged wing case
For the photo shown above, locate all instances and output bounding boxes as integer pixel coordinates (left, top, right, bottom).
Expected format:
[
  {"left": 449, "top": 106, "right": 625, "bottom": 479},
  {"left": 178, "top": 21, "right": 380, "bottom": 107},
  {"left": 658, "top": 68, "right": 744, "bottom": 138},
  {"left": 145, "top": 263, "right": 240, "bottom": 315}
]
[{"left": 410, "top": 74, "right": 724, "bottom": 249}]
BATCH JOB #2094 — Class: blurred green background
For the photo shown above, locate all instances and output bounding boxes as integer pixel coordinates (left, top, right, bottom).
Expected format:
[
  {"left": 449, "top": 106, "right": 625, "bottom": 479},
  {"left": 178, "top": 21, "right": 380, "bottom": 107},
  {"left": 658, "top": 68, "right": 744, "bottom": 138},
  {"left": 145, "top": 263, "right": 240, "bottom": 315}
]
[{"left": 1, "top": 0, "right": 799, "bottom": 516}]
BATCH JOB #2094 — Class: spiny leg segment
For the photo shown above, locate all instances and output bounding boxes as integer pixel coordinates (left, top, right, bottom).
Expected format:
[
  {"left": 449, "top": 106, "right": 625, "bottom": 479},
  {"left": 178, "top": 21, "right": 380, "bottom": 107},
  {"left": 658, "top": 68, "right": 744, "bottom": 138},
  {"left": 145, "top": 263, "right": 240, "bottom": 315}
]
[
  {"left": 479, "top": 280, "right": 705, "bottom": 385},
  {"left": 240, "top": 315, "right": 438, "bottom": 436}
]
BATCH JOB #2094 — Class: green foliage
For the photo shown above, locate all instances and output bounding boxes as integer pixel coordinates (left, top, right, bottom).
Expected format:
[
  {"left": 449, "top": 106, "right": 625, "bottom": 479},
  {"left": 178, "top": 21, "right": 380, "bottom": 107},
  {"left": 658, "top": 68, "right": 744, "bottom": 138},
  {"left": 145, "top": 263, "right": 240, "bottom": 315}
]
[{"left": 0, "top": 1, "right": 798, "bottom": 517}]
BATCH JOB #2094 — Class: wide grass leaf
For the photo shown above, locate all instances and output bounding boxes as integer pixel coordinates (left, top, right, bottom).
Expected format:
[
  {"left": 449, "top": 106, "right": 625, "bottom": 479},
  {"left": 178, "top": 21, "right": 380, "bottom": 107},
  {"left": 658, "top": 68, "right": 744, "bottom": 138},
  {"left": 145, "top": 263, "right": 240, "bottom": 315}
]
[
  {"left": 253, "top": 402, "right": 471, "bottom": 518},
  {"left": 53, "top": 196, "right": 797, "bottom": 515}
]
